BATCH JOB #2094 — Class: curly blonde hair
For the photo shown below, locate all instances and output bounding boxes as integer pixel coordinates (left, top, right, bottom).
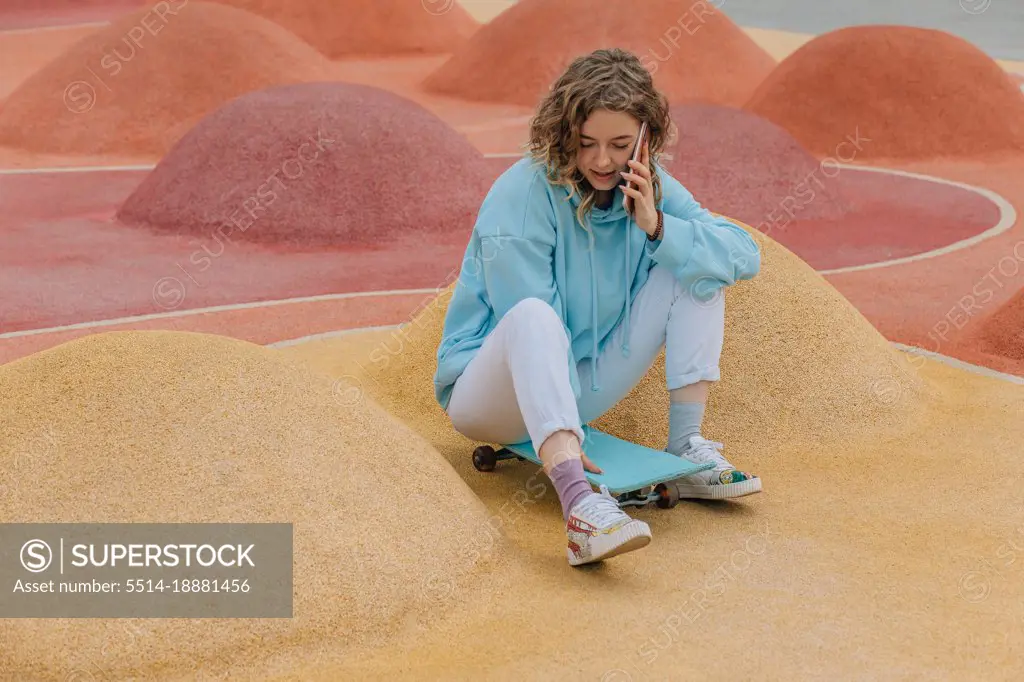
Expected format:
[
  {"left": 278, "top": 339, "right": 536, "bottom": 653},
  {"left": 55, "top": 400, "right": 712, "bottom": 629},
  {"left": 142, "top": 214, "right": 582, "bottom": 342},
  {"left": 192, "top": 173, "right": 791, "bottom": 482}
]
[{"left": 525, "top": 48, "right": 674, "bottom": 228}]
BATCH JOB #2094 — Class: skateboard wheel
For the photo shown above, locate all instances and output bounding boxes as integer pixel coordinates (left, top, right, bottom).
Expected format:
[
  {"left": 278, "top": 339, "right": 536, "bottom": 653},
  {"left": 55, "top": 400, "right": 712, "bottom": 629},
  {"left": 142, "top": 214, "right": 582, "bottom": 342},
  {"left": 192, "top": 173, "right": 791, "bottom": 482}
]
[
  {"left": 654, "top": 483, "right": 680, "bottom": 509},
  {"left": 472, "top": 446, "right": 498, "bottom": 472}
]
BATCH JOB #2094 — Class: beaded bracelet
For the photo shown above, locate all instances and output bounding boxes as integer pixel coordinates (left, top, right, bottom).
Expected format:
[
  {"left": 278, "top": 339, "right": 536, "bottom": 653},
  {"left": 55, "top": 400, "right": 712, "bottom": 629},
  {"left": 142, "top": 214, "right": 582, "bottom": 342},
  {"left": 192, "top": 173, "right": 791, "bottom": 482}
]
[{"left": 647, "top": 210, "right": 664, "bottom": 241}]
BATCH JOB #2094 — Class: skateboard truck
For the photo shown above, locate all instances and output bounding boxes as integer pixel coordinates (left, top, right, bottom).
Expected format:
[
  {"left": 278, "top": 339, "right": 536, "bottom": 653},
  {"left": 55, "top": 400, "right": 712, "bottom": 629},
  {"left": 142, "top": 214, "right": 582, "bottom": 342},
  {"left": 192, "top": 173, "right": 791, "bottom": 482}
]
[
  {"left": 614, "top": 485, "right": 681, "bottom": 509},
  {"left": 471, "top": 444, "right": 685, "bottom": 510}
]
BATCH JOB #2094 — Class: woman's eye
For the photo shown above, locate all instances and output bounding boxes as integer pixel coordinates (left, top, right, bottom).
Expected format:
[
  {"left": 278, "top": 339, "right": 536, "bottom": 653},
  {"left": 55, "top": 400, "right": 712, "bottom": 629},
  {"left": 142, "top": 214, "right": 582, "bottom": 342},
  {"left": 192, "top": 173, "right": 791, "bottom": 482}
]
[
  {"left": 614, "top": 144, "right": 629, "bottom": 150},
  {"left": 580, "top": 143, "right": 594, "bottom": 149}
]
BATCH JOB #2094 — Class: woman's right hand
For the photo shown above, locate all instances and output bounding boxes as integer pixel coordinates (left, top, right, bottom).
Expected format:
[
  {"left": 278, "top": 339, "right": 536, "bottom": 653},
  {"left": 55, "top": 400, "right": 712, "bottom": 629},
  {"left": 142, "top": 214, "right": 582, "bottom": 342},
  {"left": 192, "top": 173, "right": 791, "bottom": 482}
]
[{"left": 581, "top": 451, "right": 603, "bottom": 475}]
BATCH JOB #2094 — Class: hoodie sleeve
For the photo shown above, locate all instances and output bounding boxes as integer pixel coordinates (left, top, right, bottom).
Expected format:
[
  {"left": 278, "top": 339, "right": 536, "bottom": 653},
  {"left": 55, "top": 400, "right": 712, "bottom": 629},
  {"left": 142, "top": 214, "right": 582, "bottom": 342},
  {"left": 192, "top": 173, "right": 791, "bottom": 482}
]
[
  {"left": 475, "top": 166, "right": 582, "bottom": 398},
  {"left": 645, "top": 169, "right": 762, "bottom": 294}
]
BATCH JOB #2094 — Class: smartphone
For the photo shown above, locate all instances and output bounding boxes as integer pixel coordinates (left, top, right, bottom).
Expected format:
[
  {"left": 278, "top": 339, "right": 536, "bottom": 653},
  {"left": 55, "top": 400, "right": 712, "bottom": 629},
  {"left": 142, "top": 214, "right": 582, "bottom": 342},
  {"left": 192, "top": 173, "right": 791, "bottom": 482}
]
[{"left": 622, "top": 121, "right": 648, "bottom": 215}]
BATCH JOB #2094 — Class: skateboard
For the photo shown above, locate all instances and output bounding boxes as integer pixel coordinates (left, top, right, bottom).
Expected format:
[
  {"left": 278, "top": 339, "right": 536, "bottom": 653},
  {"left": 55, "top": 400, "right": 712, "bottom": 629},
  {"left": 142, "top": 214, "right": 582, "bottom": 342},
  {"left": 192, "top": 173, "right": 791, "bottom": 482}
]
[{"left": 471, "top": 425, "right": 715, "bottom": 509}]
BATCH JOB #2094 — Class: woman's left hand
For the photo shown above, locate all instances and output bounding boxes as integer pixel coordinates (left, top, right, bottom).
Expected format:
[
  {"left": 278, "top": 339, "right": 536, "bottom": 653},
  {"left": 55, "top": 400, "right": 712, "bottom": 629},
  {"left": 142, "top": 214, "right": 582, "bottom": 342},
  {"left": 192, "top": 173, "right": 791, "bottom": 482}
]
[{"left": 620, "top": 140, "right": 658, "bottom": 237}]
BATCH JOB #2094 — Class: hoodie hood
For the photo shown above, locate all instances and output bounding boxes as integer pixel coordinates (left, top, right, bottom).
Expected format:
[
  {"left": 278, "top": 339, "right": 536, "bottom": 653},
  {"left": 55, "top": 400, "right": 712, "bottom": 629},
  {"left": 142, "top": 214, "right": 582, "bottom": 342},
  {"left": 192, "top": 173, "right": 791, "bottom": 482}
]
[{"left": 566, "top": 182, "right": 630, "bottom": 223}]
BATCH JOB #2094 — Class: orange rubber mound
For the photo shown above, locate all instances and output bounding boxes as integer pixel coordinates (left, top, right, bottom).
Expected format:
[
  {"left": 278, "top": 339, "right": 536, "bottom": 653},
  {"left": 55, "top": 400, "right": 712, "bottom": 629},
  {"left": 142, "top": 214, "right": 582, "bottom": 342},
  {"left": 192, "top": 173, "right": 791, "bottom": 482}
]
[
  {"left": 115, "top": 82, "right": 495, "bottom": 248},
  {"left": 420, "top": 0, "right": 775, "bottom": 107},
  {"left": 973, "top": 289, "right": 1024, "bottom": 361},
  {"left": 208, "top": 0, "right": 479, "bottom": 58},
  {"left": 744, "top": 26, "right": 1024, "bottom": 161},
  {"left": 0, "top": 1, "right": 329, "bottom": 157}
]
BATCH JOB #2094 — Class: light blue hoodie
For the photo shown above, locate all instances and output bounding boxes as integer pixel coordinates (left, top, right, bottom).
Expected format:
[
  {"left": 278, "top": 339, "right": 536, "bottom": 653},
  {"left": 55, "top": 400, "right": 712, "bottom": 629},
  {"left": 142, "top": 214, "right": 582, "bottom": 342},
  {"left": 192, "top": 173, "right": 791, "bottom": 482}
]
[{"left": 433, "top": 155, "right": 761, "bottom": 412}]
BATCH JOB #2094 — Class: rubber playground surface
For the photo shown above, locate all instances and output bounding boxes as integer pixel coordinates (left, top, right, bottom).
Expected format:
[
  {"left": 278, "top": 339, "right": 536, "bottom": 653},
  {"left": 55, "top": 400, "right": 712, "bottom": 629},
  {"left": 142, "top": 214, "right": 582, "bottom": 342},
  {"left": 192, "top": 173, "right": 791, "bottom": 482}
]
[{"left": 2, "top": 1, "right": 1024, "bottom": 680}]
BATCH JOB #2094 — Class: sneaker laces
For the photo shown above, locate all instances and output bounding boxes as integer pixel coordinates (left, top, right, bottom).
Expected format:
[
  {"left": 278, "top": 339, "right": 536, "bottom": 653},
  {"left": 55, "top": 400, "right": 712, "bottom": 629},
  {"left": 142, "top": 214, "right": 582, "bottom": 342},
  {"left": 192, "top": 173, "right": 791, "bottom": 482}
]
[
  {"left": 577, "top": 484, "right": 626, "bottom": 527},
  {"left": 685, "top": 436, "right": 731, "bottom": 470}
]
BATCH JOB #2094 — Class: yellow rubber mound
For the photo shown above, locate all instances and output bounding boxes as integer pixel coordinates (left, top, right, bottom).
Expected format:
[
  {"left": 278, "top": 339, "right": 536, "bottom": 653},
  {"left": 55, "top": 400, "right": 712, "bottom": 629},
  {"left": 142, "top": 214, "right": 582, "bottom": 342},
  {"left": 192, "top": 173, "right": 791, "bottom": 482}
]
[
  {"left": 5, "top": 227, "right": 1022, "bottom": 678},
  {"left": 0, "top": 1, "right": 330, "bottom": 156},
  {"left": 299, "top": 223, "right": 931, "bottom": 455},
  {"left": 274, "top": 223, "right": 1024, "bottom": 679},
  {"left": 594, "top": 225, "right": 932, "bottom": 452},
  {"left": 0, "top": 331, "right": 518, "bottom": 680}
]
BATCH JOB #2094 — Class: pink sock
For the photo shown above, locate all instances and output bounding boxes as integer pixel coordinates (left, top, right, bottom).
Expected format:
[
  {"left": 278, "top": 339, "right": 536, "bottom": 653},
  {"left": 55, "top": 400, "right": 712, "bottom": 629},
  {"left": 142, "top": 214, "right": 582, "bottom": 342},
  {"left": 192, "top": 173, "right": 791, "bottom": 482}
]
[{"left": 549, "top": 457, "right": 594, "bottom": 521}]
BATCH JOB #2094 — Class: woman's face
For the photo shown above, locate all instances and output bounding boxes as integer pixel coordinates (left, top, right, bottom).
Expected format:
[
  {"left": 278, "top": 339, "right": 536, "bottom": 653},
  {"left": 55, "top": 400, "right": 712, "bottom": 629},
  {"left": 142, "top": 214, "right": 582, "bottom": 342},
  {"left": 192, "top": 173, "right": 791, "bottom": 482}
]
[{"left": 577, "top": 108, "right": 642, "bottom": 192}]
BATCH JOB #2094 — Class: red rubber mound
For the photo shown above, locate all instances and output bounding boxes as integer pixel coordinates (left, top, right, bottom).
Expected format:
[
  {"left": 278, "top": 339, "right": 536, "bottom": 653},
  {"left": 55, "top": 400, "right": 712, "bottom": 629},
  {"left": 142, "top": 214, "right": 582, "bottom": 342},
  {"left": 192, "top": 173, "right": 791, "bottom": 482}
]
[
  {"left": 115, "top": 82, "right": 495, "bottom": 248},
  {"left": 659, "top": 103, "right": 852, "bottom": 224},
  {"left": 654, "top": 103, "right": 1001, "bottom": 271},
  {"left": 973, "top": 289, "right": 1024, "bottom": 361},
  {"left": 208, "top": 0, "right": 479, "bottom": 58},
  {"left": 0, "top": 0, "right": 148, "bottom": 27},
  {"left": 745, "top": 26, "right": 1024, "bottom": 161},
  {"left": 421, "top": 0, "right": 775, "bottom": 107},
  {"left": 477, "top": 126, "right": 999, "bottom": 270},
  {"left": 0, "top": 1, "right": 329, "bottom": 157},
  {"left": 0, "top": 0, "right": 144, "bottom": 8},
  {"left": 0, "top": 1, "right": 147, "bottom": 29}
]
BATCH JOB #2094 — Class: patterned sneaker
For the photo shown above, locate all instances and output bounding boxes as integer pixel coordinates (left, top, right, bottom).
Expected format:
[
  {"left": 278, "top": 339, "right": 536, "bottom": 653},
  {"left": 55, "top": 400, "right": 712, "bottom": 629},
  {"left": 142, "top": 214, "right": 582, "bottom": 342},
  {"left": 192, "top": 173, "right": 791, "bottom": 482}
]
[
  {"left": 671, "top": 436, "right": 762, "bottom": 500},
  {"left": 565, "top": 484, "right": 652, "bottom": 566}
]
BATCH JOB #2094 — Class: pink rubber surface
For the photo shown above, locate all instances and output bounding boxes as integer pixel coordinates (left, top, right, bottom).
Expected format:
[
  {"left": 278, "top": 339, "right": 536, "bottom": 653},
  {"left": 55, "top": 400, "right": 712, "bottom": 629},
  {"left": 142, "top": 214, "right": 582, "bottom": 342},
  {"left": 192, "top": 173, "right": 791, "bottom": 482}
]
[{"left": 0, "top": 11, "right": 1021, "bottom": 382}]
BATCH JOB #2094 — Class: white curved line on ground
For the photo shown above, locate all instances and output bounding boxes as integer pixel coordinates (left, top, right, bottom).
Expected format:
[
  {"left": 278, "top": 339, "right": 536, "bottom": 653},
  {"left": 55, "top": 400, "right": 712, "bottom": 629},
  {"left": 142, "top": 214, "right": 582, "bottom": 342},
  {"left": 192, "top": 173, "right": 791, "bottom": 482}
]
[
  {"left": 481, "top": 155, "right": 1019, "bottom": 275},
  {"left": 267, "top": 323, "right": 1024, "bottom": 384},
  {"left": 891, "top": 342, "right": 1024, "bottom": 385},
  {"left": 5, "top": 299, "right": 1021, "bottom": 384},
  {"left": 3, "top": 159, "right": 1014, "bottom": 276},
  {"left": 0, "top": 165, "right": 154, "bottom": 174},
  {"left": 266, "top": 325, "right": 402, "bottom": 349},
  {"left": 0, "top": 289, "right": 441, "bottom": 340},
  {"left": 0, "top": 21, "right": 109, "bottom": 36},
  {"left": 817, "top": 163, "right": 1018, "bottom": 275},
  {"left": 456, "top": 115, "right": 534, "bottom": 133}
]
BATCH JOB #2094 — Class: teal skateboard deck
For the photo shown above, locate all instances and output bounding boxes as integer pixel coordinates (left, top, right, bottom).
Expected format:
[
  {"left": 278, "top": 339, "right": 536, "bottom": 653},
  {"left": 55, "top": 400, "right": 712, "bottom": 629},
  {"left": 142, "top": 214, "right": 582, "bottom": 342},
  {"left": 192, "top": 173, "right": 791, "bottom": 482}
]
[{"left": 471, "top": 425, "right": 715, "bottom": 509}]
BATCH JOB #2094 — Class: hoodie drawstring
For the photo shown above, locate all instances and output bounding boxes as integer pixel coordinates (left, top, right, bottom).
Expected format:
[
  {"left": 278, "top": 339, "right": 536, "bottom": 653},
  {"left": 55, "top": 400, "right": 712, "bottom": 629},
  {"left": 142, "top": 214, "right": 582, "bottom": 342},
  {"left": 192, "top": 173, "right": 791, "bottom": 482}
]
[
  {"left": 584, "top": 211, "right": 634, "bottom": 393},
  {"left": 622, "top": 213, "right": 632, "bottom": 359},
  {"left": 587, "top": 225, "right": 600, "bottom": 392}
]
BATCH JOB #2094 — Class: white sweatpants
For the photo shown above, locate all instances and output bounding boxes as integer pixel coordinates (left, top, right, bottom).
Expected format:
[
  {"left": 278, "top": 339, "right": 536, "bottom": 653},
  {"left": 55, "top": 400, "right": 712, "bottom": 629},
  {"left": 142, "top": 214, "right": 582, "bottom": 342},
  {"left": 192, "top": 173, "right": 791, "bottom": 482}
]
[{"left": 445, "top": 264, "right": 725, "bottom": 455}]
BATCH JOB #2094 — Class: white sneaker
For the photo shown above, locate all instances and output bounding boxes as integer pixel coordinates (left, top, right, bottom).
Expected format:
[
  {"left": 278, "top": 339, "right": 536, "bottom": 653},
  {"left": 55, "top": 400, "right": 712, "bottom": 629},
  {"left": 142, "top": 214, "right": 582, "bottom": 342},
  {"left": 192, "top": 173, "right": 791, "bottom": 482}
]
[
  {"left": 565, "top": 484, "right": 652, "bottom": 566},
  {"left": 671, "top": 436, "right": 762, "bottom": 500}
]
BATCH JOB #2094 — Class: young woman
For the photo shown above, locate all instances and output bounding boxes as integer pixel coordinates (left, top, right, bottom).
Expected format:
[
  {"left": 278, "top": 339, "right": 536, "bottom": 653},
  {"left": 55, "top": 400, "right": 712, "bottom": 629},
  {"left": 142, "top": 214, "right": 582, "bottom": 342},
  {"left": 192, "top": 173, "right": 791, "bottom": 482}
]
[{"left": 433, "top": 48, "right": 762, "bottom": 567}]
